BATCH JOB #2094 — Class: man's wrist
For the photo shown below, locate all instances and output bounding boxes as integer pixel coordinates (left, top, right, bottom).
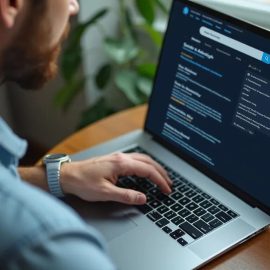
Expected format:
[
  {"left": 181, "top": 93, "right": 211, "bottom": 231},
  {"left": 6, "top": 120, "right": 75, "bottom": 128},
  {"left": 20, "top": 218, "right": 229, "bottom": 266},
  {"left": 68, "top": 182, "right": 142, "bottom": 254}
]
[{"left": 19, "top": 166, "right": 49, "bottom": 191}]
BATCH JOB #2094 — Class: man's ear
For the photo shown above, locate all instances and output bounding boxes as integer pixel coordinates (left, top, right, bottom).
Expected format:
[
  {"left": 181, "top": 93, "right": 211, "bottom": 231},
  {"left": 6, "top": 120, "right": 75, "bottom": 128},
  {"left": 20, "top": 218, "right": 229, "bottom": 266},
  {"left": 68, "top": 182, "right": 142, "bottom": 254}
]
[{"left": 0, "top": 0, "right": 23, "bottom": 28}]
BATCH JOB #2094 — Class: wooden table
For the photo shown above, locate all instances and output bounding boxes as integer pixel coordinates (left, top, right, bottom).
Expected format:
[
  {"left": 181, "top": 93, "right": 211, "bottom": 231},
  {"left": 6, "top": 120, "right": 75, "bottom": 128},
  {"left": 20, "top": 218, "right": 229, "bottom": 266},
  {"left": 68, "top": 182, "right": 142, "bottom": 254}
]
[{"left": 50, "top": 105, "right": 270, "bottom": 269}]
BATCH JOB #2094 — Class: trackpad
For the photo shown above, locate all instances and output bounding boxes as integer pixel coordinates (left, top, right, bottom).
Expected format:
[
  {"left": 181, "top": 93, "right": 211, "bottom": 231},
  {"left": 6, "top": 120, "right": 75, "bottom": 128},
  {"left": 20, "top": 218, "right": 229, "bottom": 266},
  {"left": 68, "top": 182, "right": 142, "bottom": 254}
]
[
  {"left": 80, "top": 202, "right": 138, "bottom": 242},
  {"left": 189, "top": 219, "right": 255, "bottom": 259}
]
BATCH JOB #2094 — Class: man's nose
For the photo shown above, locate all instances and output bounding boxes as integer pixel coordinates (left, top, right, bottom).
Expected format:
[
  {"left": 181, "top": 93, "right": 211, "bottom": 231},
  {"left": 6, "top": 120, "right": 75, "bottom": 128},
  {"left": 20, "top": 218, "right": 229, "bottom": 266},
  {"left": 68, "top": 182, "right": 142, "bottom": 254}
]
[{"left": 69, "top": 0, "right": 80, "bottom": 16}]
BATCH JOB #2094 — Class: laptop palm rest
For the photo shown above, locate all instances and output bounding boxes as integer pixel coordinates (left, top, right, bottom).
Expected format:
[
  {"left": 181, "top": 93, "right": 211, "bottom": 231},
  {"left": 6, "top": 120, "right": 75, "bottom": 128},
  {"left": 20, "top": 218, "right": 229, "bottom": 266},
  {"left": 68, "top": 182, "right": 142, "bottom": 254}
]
[
  {"left": 189, "top": 218, "right": 255, "bottom": 259},
  {"left": 73, "top": 201, "right": 138, "bottom": 242}
]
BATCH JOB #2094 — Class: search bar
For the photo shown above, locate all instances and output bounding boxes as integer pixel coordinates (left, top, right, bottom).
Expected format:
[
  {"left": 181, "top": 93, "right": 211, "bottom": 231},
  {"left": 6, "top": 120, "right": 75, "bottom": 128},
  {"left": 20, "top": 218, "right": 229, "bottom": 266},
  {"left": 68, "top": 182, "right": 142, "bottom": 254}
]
[{"left": 200, "top": 26, "right": 270, "bottom": 64}]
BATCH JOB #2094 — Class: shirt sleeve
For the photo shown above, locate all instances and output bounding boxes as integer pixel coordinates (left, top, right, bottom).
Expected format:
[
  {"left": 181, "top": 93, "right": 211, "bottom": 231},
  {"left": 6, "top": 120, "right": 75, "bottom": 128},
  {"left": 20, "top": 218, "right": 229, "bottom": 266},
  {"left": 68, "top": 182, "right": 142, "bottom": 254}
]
[
  {"left": 6, "top": 232, "right": 116, "bottom": 270},
  {"left": 0, "top": 118, "right": 116, "bottom": 270},
  {"left": 0, "top": 166, "right": 116, "bottom": 270}
]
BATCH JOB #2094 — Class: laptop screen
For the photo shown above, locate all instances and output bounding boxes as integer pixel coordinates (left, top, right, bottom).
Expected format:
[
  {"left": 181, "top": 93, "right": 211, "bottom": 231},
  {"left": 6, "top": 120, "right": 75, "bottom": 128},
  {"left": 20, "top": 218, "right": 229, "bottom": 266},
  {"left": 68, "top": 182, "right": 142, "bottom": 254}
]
[{"left": 146, "top": 0, "right": 270, "bottom": 211}]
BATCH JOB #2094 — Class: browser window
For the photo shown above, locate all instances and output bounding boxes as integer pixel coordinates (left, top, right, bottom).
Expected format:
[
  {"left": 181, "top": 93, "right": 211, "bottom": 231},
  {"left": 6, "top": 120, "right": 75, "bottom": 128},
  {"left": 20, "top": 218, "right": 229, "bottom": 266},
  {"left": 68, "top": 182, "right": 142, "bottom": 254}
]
[{"left": 147, "top": 0, "right": 270, "bottom": 208}]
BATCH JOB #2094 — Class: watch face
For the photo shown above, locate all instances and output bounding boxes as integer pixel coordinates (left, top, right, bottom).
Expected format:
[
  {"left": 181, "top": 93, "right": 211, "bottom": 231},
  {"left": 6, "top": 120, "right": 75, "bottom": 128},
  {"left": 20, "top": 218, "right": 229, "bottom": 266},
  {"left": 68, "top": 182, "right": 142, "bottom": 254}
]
[{"left": 44, "top": 154, "right": 70, "bottom": 163}]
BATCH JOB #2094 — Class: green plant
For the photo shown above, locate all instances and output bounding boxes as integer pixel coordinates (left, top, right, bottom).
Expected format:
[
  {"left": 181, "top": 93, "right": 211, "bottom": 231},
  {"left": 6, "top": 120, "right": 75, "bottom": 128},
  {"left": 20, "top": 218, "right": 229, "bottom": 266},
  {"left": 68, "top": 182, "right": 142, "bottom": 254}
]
[{"left": 55, "top": 0, "right": 169, "bottom": 129}]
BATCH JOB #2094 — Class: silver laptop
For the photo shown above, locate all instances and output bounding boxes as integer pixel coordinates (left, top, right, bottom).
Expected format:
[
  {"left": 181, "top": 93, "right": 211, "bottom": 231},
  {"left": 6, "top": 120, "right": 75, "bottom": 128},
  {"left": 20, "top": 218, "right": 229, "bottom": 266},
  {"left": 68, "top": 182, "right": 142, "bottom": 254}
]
[{"left": 71, "top": 1, "right": 270, "bottom": 269}]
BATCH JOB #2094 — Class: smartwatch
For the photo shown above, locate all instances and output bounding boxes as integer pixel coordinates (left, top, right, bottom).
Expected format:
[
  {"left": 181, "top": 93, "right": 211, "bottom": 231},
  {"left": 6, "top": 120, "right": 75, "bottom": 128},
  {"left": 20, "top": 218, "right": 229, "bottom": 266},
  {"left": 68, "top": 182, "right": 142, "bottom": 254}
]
[{"left": 43, "top": 154, "right": 71, "bottom": 198}]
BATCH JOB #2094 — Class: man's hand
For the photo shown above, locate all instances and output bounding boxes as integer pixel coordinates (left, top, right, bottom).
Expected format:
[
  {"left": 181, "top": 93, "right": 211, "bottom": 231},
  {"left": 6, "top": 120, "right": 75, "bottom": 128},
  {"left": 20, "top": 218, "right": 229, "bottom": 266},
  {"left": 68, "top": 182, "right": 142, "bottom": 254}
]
[{"left": 61, "top": 153, "right": 172, "bottom": 205}]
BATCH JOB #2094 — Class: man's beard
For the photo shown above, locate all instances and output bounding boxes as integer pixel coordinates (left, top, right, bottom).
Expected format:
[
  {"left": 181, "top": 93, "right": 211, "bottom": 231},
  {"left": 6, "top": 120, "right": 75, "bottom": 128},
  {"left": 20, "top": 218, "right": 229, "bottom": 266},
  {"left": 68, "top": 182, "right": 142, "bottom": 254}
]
[{"left": 2, "top": 24, "right": 70, "bottom": 90}]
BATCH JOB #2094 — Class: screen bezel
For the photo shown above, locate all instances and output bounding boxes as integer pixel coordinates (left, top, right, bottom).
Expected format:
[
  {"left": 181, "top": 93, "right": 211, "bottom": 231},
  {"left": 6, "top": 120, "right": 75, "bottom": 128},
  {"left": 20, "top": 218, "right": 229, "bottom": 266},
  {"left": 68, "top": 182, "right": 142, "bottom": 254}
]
[{"left": 144, "top": 0, "right": 270, "bottom": 215}]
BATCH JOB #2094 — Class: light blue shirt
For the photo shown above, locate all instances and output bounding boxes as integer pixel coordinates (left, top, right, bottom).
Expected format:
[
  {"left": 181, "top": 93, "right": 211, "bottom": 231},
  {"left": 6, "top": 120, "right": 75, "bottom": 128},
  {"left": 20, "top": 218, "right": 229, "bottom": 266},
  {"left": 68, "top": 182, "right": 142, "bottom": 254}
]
[{"left": 0, "top": 118, "right": 115, "bottom": 270}]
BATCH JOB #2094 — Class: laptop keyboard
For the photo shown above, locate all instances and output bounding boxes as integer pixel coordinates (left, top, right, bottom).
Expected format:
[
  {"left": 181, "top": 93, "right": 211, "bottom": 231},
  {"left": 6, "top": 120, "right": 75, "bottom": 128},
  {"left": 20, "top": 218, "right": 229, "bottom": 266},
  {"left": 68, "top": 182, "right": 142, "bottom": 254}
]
[{"left": 118, "top": 146, "right": 239, "bottom": 247}]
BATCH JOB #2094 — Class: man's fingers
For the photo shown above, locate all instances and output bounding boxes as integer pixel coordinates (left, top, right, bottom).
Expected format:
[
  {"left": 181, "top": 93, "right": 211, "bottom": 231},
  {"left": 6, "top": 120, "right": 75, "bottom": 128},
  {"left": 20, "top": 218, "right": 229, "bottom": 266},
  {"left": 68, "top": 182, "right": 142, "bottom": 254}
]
[
  {"left": 108, "top": 185, "right": 147, "bottom": 205},
  {"left": 123, "top": 159, "right": 172, "bottom": 194},
  {"left": 129, "top": 153, "right": 172, "bottom": 186}
]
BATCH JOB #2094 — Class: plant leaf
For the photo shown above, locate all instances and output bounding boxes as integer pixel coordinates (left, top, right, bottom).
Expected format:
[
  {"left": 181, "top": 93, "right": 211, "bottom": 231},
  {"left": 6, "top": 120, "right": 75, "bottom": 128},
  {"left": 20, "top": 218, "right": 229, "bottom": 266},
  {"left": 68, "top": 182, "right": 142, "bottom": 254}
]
[
  {"left": 61, "top": 48, "right": 82, "bottom": 82},
  {"left": 154, "top": 0, "right": 169, "bottom": 14},
  {"left": 115, "top": 70, "right": 142, "bottom": 105},
  {"left": 104, "top": 37, "right": 139, "bottom": 64},
  {"left": 137, "top": 76, "right": 153, "bottom": 97},
  {"left": 141, "top": 23, "right": 163, "bottom": 47},
  {"left": 54, "top": 77, "right": 86, "bottom": 110},
  {"left": 95, "top": 64, "right": 112, "bottom": 90},
  {"left": 68, "top": 8, "right": 109, "bottom": 51},
  {"left": 124, "top": 7, "right": 138, "bottom": 40},
  {"left": 61, "top": 8, "right": 109, "bottom": 81},
  {"left": 137, "top": 63, "right": 157, "bottom": 78},
  {"left": 84, "top": 8, "right": 109, "bottom": 28},
  {"left": 135, "top": 0, "right": 155, "bottom": 25}
]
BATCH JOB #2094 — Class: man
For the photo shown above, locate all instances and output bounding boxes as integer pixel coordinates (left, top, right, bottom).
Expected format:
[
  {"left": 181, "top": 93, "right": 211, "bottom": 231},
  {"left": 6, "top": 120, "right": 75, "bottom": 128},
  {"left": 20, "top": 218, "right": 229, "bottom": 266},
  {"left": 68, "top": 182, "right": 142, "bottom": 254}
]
[{"left": 0, "top": 1, "right": 172, "bottom": 269}]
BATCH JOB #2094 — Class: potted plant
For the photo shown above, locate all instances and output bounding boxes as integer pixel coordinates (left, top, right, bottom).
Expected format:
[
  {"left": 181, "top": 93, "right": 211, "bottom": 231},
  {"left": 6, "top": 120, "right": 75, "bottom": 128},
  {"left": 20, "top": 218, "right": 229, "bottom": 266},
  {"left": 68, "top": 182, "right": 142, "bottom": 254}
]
[{"left": 55, "top": 0, "right": 169, "bottom": 129}]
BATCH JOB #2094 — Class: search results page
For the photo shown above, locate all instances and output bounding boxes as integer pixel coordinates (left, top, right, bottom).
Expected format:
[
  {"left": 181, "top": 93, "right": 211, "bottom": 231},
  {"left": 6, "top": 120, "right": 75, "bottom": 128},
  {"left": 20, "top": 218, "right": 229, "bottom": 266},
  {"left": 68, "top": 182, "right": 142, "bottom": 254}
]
[{"left": 146, "top": 1, "right": 270, "bottom": 207}]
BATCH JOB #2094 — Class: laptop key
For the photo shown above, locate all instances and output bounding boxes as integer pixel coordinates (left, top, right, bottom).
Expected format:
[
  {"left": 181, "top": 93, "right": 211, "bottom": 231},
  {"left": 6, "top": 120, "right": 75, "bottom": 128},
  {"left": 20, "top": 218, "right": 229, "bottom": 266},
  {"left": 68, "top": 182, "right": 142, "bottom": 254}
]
[
  {"left": 178, "top": 185, "right": 190, "bottom": 193},
  {"left": 178, "top": 209, "right": 191, "bottom": 218},
  {"left": 163, "top": 197, "right": 175, "bottom": 206},
  {"left": 164, "top": 210, "right": 177, "bottom": 220},
  {"left": 215, "top": 211, "right": 232, "bottom": 223},
  {"left": 185, "top": 190, "right": 197, "bottom": 198},
  {"left": 146, "top": 194, "right": 154, "bottom": 202},
  {"left": 137, "top": 204, "right": 153, "bottom": 214},
  {"left": 170, "top": 229, "right": 185, "bottom": 239},
  {"left": 219, "top": 204, "right": 229, "bottom": 211},
  {"left": 200, "top": 200, "right": 212, "bottom": 209},
  {"left": 209, "top": 218, "right": 223, "bottom": 228},
  {"left": 180, "top": 222, "right": 203, "bottom": 240},
  {"left": 171, "top": 216, "right": 185, "bottom": 225},
  {"left": 171, "top": 203, "right": 183, "bottom": 212},
  {"left": 194, "top": 207, "right": 206, "bottom": 216},
  {"left": 186, "top": 202, "right": 199, "bottom": 211},
  {"left": 162, "top": 226, "right": 173, "bottom": 234},
  {"left": 133, "top": 176, "right": 145, "bottom": 183},
  {"left": 149, "top": 187, "right": 161, "bottom": 196},
  {"left": 194, "top": 187, "right": 202, "bottom": 194},
  {"left": 147, "top": 211, "right": 162, "bottom": 222},
  {"left": 201, "top": 213, "right": 215, "bottom": 223},
  {"left": 179, "top": 197, "right": 191, "bottom": 206},
  {"left": 172, "top": 181, "right": 183, "bottom": 188},
  {"left": 208, "top": 206, "right": 220, "bottom": 215},
  {"left": 210, "top": 198, "right": 219, "bottom": 205},
  {"left": 156, "top": 218, "right": 170, "bottom": 228},
  {"left": 171, "top": 192, "right": 183, "bottom": 200},
  {"left": 149, "top": 200, "right": 162, "bottom": 208},
  {"left": 156, "top": 193, "right": 168, "bottom": 201},
  {"left": 227, "top": 210, "right": 238, "bottom": 218},
  {"left": 140, "top": 181, "right": 155, "bottom": 191},
  {"left": 193, "top": 195, "right": 204, "bottom": 203},
  {"left": 157, "top": 205, "right": 169, "bottom": 214},
  {"left": 194, "top": 220, "right": 213, "bottom": 234},
  {"left": 186, "top": 214, "right": 199, "bottom": 223},
  {"left": 121, "top": 177, "right": 134, "bottom": 188},
  {"left": 177, "top": 238, "right": 188, "bottom": 246}
]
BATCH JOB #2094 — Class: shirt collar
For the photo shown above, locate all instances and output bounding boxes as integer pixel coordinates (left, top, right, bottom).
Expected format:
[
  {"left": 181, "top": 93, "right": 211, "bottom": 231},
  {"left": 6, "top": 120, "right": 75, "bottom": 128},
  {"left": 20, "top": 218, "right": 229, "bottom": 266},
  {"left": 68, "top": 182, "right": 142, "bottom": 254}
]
[{"left": 0, "top": 117, "right": 27, "bottom": 159}]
